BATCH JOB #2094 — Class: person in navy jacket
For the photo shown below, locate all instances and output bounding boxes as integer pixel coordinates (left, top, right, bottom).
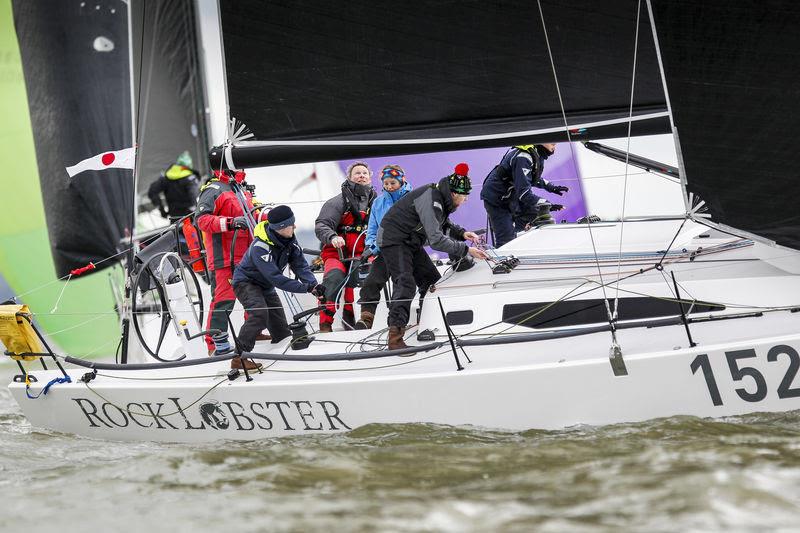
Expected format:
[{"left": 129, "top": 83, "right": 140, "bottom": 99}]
[
  {"left": 355, "top": 164, "right": 412, "bottom": 329},
  {"left": 480, "top": 144, "right": 569, "bottom": 247},
  {"left": 232, "top": 205, "right": 320, "bottom": 366}
]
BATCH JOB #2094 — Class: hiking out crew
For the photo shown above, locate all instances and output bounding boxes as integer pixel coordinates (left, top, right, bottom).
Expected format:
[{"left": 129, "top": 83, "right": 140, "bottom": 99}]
[
  {"left": 480, "top": 144, "right": 569, "bottom": 247},
  {"left": 378, "top": 163, "right": 488, "bottom": 350},
  {"left": 355, "top": 164, "right": 412, "bottom": 330},
  {"left": 195, "top": 168, "right": 258, "bottom": 354},
  {"left": 314, "top": 161, "right": 377, "bottom": 332},
  {"left": 232, "top": 206, "right": 321, "bottom": 370}
]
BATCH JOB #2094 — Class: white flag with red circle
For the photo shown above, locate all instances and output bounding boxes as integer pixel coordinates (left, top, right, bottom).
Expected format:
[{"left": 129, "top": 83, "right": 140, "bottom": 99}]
[{"left": 65, "top": 147, "right": 135, "bottom": 178}]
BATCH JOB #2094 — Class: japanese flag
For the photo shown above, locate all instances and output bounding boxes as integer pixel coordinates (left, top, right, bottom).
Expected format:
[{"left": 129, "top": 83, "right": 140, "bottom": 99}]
[{"left": 66, "top": 147, "right": 135, "bottom": 178}]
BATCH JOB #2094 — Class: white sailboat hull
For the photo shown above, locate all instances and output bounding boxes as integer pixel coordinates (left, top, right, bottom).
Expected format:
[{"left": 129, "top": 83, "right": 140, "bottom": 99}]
[
  {"left": 9, "top": 219, "right": 800, "bottom": 442},
  {"left": 10, "top": 318, "right": 800, "bottom": 442}
]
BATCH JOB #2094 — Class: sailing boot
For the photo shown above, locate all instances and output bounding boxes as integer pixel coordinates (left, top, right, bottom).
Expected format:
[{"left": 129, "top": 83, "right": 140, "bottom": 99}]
[
  {"left": 318, "top": 322, "right": 333, "bottom": 333},
  {"left": 355, "top": 311, "right": 374, "bottom": 330},
  {"left": 342, "top": 309, "right": 355, "bottom": 331},
  {"left": 231, "top": 357, "right": 263, "bottom": 371},
  {"left": 255, "top": 333, "right": 272, "bottom": 341},
  {"left": 387, "top": 326, "right": 408, "bottom": 350}
]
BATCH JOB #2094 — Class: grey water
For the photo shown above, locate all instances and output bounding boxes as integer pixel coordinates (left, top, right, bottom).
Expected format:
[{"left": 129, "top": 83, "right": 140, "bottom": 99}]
[{"left": 3, "top": 366, "right": 800, "bottom": 532}]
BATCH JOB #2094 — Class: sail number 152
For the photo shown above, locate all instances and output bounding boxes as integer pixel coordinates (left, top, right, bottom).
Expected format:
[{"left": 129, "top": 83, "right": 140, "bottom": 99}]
[{"left": 690, "top": 345, "right": 800, "bottom": 406}]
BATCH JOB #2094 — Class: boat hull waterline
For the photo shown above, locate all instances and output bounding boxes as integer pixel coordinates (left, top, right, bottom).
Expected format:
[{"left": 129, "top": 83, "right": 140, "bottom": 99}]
[{"left": 9, "top": 333, "right": 800, "bottom": 442}]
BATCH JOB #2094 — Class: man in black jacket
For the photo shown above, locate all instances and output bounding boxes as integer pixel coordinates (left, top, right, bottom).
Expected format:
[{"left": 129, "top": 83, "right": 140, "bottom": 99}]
[
  {"left": 147, "top": 151, "right": 201, "bottom": 222},
  {"left": 377, "top": 163, "right": 488, "bottom": 350}
]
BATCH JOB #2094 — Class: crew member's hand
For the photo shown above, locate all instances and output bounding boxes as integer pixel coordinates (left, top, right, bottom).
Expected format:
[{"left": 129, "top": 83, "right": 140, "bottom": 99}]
[
  {"left": 360, "top": 248, "right": 373, "bottom": 261},
  {"left": 551, "top": 185, "right": 569, "bottom": 196},
  {"left": 309, "top": 284, "right": 326, "bottom": 298},
  {"left": 231, "top": 216, "right": 249, "bottom": 230},
  {"left": 331, "top": 236, "right": 346, "bottom": 249},
  {"left": 468, "top": 247, "right": 489, "bottom": 260},
  {"left": 463, "top": 231, "right": 481, "bottom": 243}
]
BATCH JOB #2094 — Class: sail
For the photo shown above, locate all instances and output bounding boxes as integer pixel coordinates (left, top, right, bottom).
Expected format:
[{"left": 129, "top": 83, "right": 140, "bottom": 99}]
[
  {"left": 14, "top": 0, "right": 209, "bottom": 278},
  {"left": 649, "top": 1, "right": 800, "bottom": 250},
  {"left": 214, "top": 0, "right": 669, "bottom": 168},
  {"left": 131, "top": 0, "right": 209, "bottom": 195},
  {"left": 13, "top": 0, "right": 133, "bottom": 278}
]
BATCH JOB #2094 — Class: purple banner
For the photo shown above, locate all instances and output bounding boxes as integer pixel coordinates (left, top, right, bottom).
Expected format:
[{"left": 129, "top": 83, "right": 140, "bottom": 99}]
[{"left": 338, "top": 144, "right": 586, "bottom": 233}]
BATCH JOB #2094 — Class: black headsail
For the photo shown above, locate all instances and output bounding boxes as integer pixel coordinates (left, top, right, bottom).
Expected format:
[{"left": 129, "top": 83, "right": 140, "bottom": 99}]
[
  {"left": 212, "top": 0, "right": 669, "bottom": 168},
  {"left": 13, "top": 0, "right": 208, "bottom": 278},
  {"left": 649, "top": 1, "right": 800, "bottom": 250},
  {"left": 130, "top": 0, "right": 209, "bottom": 193},
  {"left": 14, "top": 0, "right": 133, "bottom": 278}
]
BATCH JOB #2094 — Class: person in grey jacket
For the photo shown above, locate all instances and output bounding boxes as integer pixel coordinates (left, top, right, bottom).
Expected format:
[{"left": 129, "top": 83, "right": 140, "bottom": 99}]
[
  {"left": 377, "top": 163, "right": 488, "bottom": 350},
  {"left": 314, "top": 162, "right": 376, "bottom": 332}
]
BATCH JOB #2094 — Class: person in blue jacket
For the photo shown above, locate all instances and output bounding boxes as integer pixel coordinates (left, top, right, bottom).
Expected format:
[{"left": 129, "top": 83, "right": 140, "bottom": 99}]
[
  {"left": 231, "top": 205, "right": 321, "bottom": 367},
  {"left": 354, "top": 164, "right": 412, "bottom": 329},
  {"left": 480, "top": 144, "right": 570, "bottom": 247}
]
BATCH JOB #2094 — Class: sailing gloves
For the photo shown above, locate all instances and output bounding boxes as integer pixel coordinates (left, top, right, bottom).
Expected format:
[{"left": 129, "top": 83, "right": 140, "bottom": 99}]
[
  {"left": 226, "top": 216, "right": 249, "bottom": 230},
  {"left": 360, "top": 247, "right": 374, "bottom": 261},
  {"left": 546, "top": 184, "right": 570, "bottom": 196},
  {"left": 308, "top": 284, "right": 326, "bottom": 298}
]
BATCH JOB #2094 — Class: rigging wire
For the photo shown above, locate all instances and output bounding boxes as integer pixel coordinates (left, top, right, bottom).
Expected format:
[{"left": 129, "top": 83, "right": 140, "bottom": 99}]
[
  {"left": 536, "top": 0, "right": 617, "bottom": 339},
  {"left": 612, "top": 0, "right": 643, "bottom": 320}
]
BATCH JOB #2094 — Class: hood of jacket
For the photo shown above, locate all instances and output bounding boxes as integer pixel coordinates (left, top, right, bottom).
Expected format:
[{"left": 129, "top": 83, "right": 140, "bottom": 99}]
[{"left": 436, "top": 177, "right": 457, "bottom": 214}]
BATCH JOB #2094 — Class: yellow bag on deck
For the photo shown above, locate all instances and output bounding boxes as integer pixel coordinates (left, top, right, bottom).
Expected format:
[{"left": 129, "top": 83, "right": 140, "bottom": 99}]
[{"left": 0, "top": 305, "right": 43, "bottom": 361}]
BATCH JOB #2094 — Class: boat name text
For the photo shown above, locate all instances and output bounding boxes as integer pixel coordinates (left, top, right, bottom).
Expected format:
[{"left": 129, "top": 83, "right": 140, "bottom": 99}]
[{"left": 71, "top": 397, "right": 351, "bottom": 432}]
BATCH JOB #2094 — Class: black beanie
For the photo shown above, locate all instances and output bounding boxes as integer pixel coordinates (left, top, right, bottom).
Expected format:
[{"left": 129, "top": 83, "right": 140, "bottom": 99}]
[{"left": 267, "top": 205, "right": 295, "bottom": 229}]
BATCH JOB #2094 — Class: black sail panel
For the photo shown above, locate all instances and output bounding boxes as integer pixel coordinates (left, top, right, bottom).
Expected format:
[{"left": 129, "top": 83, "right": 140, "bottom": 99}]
[
  {"left": 218, "top": 0, "right": 668, "bottom": 167},
  {"left": 650, "top": 1, "right": 800, "bottom": 249},
  {"left": 13, "top": 0, "right": 133, "bottom": 277},
  {"left": 131, "top": 0, "right": 208, "bottom": 193}
]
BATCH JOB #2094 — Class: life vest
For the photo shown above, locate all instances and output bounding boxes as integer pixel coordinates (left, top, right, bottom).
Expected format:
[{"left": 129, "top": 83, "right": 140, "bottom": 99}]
[
  {"left": 181, "top": 217, "right": 205, "bottom": 273},
  {"left": 337, "top": 184, "right": 371, "bottom": 234}
]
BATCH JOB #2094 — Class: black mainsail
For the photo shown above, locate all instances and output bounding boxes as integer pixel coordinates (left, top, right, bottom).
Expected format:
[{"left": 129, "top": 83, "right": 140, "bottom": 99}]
[
  {"left": 214, "top": 0, "right": 800, "bottom": 251},
  {"left": 213, "top": 0, "right": 669, "bottom": 167}
]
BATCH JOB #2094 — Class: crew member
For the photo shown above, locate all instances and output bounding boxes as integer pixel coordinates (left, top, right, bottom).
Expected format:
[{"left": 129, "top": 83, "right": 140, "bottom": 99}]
[
  {"left": 314, "top": 161, "right": 376, "bottom": 332},
  {"left": 195, "top": 168, "right": 259, "bottom": 357},
  {"left": 480, "top": 144, "right": 569, "bottom": 247},
  {"left": 232, "top": 206, "right": 321, "bottom": 369},
  {"left": 378, "top": 163, "right": 488, "bottom": 350},
  {"left": 355, "top": 164, "right": 412, "bottom": 330},
  {"left": 147, "top": 151, "right": 201, "bottom": 222}
]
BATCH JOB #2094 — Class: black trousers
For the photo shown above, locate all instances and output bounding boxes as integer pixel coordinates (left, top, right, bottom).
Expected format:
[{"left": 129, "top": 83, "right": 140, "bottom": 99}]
[
  {"left": 357, "top": 255, "right": 390, "bottom": 315},
  {"left": 382, "top": 244, "right": 441, "bottom": 328},
  {"left": 233, "top": 281, "right": 291, "bottom": 352}
]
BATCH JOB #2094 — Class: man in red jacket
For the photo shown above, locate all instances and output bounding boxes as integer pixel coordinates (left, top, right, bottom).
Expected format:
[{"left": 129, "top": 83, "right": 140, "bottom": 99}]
[
  {"left": 195, "top": 168, "right": 259, "bottom": 356},
  {"left": 314, "top": 161, "right": 376, "bottom": 332}
]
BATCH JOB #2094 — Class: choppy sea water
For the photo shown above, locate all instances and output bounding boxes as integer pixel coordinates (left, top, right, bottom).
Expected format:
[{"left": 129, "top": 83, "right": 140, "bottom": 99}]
[{"left": 2, "top": 365, "right": 800, "bottom": 533}]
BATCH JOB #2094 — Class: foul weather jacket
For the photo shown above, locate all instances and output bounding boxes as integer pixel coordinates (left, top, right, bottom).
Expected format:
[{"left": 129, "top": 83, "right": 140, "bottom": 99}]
[
  {"left": 232, "top": 225, "right": 317, "bottom": 293},
  {"left": 147, "top": 164, "right": 200, "bottom": 218},
  {"left": 314, "top": 180, "right": 376, "bottom": 260},
  {"left": 480, "top": 146, "right": 558, "bottom": 213},
  {"left": 377, "top": 177, "right": 468, "bottom": 258},
  {"left": 195, "top": 177, "right": 255, "bottom": 271},
  {"left": 364, "top": 182, "right": 412, "bottom": 254}
]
